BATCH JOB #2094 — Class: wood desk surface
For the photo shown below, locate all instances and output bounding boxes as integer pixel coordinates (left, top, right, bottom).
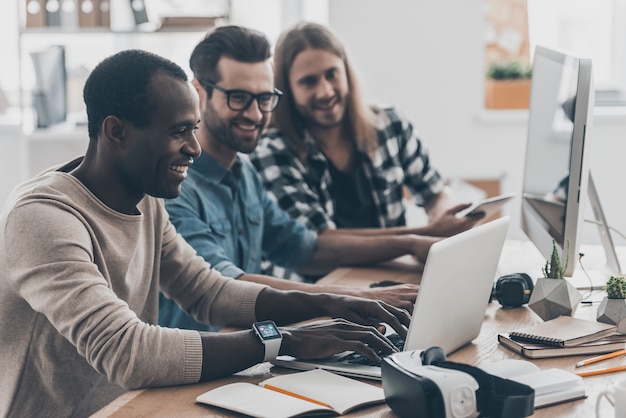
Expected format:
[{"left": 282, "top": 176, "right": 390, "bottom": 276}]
[{"left": 93, "top": 249, "right": 623, "bottom": 417}]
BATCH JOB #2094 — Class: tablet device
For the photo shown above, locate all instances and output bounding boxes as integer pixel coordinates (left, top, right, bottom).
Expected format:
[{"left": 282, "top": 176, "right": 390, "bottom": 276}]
[{"left": 457, "top": 193, "right": 516, "bottom": 219}]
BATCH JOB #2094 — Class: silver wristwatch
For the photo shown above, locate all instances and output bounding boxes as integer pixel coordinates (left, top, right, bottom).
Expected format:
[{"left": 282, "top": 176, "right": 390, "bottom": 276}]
[{"left": 252, "top": 320, "right": 283, "bottom": 362}]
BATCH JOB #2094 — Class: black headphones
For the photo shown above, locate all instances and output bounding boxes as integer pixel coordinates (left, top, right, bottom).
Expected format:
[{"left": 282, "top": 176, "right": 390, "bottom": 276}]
[{"left": 490, "top": 273, "right": 534, "bottom": 308}]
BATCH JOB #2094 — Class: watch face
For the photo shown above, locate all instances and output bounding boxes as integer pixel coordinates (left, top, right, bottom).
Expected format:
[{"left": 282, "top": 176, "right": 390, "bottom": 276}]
[{"left": 253, "top": 321, "right": 282, "bottom": 340}]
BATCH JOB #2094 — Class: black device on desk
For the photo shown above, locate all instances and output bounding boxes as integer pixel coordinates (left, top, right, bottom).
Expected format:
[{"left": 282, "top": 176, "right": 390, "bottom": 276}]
[
  {"left": 369, "top": 280, "right": 404, "bottom": 288},
  {"left": 491, "top": 273, "right": 533, "bottom": 308},
  {"left": 381, "top": 347, "right": 535, "bottom": 418}
]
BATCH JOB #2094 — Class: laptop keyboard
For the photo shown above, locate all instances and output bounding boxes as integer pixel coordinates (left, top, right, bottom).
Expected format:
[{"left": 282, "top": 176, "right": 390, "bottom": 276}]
[{"left": 336, "top": 333, "right": 405, "bottom": 366}]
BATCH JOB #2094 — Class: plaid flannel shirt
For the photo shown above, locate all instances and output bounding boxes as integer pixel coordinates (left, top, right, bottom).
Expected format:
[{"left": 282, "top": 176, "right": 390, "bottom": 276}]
[{"left": 250, "top": 104, "right": 446, "bottom": 233}]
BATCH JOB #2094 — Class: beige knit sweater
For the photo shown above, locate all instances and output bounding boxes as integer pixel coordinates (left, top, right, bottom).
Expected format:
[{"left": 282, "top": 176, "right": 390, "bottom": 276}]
[{"left": 0, "top": 161, "right": 264, "bottom": 417}]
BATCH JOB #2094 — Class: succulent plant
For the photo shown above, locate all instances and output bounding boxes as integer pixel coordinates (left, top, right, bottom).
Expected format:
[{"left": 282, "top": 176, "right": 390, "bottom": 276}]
[
  {"left": 606, "top": 276, "right": 626, "bottom": 299},
  {"left": 541, "top": 240, "right": 569, "bottom": 279}
]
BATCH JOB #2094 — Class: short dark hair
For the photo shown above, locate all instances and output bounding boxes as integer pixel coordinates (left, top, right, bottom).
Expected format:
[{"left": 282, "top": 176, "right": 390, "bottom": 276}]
[
  {"left": 189, "top": 25, "right": 271, "bottom": 92},
  {"left": 83, "top": 49, "right": 188, "bottom": 140}
]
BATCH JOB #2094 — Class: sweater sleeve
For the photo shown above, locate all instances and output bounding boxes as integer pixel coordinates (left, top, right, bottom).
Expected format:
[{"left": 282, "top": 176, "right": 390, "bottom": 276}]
[{"left": 4, "top": 198, "right": 264, "bottom": 389}]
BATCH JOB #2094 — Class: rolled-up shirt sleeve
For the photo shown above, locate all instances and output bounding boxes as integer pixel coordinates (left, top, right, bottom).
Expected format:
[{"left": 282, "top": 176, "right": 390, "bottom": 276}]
[{"left": 261, "top": 187, "right": 318, "bottom": 271}]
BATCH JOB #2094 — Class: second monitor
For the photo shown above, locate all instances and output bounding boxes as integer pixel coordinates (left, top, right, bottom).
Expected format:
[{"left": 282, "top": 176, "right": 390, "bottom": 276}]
[{"left": 520, "top": 45, "right": 621, "bottom": 282}]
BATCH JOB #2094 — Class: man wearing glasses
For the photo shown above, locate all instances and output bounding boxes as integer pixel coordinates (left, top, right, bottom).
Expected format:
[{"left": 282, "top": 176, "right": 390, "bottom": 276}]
[{"left": 158, "top": 26, "right": 442, "bottom": 331}]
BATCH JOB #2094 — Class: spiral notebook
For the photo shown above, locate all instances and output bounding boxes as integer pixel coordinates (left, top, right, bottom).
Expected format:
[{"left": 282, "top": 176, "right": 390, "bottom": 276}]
[
  {"left": 498, "top": 333, "right": 626, "bottom": 359},
  {"left": 509, "top": 316, "right": 617, "bottom": 348}
]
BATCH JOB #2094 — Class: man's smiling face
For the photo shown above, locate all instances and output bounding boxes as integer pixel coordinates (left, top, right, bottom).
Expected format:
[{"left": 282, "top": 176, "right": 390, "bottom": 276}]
[{"left": 201, "top": 57, "right": 274, "bottom": 155}]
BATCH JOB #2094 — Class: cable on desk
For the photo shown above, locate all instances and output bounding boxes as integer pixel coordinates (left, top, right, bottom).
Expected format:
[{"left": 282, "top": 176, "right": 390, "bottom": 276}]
[{"left": 578, "top": 253, "right": 598, "bottom": 304}]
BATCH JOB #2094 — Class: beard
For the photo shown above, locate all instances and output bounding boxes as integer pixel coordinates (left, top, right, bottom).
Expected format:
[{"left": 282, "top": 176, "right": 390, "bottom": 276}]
[
  {"left": 298, "top": 94, "right": 348, "bottom": 131},
  {"left": 203, "top": 106, "right": 261, "bottom": 155}
]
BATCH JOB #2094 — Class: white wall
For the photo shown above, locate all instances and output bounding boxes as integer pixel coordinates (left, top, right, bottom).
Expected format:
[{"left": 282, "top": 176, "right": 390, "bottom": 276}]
[{"left": 328, "top": 0, "right": 626, "bottom": 245}]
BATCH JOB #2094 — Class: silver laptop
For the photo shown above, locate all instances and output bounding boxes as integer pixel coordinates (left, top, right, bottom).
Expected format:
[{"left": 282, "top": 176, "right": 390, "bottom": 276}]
[{"left": 272, "top": 216, "right": 511, "bottom": 380}]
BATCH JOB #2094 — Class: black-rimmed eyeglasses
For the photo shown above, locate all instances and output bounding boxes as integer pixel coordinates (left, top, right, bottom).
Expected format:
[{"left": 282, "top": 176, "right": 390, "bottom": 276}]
[{"left": 199, "top": 80, "right": 283, "bottom": 113}]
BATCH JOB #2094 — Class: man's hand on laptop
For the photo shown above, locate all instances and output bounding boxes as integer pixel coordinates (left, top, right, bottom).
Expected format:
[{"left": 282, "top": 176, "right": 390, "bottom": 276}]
[
  {"left": 350, "top": 283, "right": 418, "bottom": 314},
  {"left": 257, "top": 289, "right": 410, "bottom": 334},
  {"left": 279, "top": 319, "right": 400, "bottom": 362},
  {"left": 321, "top": 295, "right": 410, "bottom": 338},
  {"left": 255, "top": 289, "right": 409, "bottom": 361}
]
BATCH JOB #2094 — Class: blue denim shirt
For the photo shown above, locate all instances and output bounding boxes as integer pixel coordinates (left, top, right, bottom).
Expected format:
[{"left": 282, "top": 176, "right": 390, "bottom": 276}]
[{"left": 159, "top": 152, "right": 317, "bottom": 330}]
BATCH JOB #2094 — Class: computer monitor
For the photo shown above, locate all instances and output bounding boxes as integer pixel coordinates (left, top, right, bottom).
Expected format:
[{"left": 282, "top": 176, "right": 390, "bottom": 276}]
[{"left": 520, "top": 45, "right": 620, "bottom": 279}]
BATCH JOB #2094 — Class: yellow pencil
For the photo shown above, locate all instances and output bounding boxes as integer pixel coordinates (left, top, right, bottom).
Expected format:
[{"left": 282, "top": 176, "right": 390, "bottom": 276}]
[
  {"left": 263, "top": 384, "right": 331, "bottom": 408},
  {"left": 576, "top": 364, "right": 626, "bottom": 378},
  {"left": 575, "top": 349, "right": 626, "bottom": 368}
]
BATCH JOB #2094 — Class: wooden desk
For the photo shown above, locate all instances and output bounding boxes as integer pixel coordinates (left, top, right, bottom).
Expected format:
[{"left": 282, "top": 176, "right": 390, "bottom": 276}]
[{"left": 93, "top": 248, "right": 623, "bottom": 417}]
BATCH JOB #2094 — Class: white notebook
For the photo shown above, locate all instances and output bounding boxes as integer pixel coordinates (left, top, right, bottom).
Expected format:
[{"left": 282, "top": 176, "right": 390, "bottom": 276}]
[{"left": 196, "top": 369, "right": 385, "bottom": 417}]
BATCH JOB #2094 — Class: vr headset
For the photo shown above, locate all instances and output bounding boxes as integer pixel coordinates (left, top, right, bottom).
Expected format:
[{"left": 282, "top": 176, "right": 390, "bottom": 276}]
[{"left": 381, "top": 347, "right": 534, "bottom": 418}]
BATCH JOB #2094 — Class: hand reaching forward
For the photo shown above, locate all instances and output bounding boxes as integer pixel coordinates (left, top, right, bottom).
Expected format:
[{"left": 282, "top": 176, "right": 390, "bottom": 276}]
[
  {"left": 314, "top": 294, "right": 411, "bottom": 339},
  {"left": 279, "top": 318, "right": 400, "bottom": 363},
  {"left": 350, "top": 283, "right": 419, "bottom": 314},
  {"left": 424, "top": 203, "right": 485, "bottom": 237},
  {"left": 255, "top": 289, "right": 411, "bottom": 339}
]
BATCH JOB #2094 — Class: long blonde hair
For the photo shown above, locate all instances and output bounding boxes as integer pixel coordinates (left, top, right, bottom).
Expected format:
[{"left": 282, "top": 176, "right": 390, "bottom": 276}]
[{"left": 270, "top": 22, "right": 378, "bottom": 161}]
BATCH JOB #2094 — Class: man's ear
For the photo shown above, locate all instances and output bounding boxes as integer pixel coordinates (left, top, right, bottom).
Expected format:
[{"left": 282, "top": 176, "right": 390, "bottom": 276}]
[
  {"left": 191, "top": 78, "right": 202, "bottom": 95},
  {"left": 101, "top": 115, "right": 125, "bottom": 145},
  {"left": 191, "top": 78, "right": 207, "bottom": 111}
]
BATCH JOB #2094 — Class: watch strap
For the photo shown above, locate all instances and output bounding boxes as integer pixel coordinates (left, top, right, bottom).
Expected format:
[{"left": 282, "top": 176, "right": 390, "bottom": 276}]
[{"left": 262, "top": 337, "right": 282, "bottom": 362}]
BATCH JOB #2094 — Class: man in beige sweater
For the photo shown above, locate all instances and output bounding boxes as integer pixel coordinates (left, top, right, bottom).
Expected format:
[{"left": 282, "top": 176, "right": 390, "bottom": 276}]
[{"left": 0, "top": 50, "right": 412, "bottom": 417}]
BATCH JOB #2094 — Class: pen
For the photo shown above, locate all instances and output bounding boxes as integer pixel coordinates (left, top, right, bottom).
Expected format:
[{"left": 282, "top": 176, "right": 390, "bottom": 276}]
[
  {"left": 576, "top": 364, "right": 626, "bottom": 378},
  {"left": 263, "top": 384, "right": 331, "bottom": 408},
  {"left": 575, "top": 349, "right": 626, "bottom": 368}
]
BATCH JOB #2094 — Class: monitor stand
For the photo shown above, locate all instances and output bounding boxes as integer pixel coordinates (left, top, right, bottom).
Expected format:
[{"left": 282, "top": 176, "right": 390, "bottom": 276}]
[
  {"left": 571, "top": 172, "right": 623, "bottom": 289},
  {"left": 587, "top": 172, "right": 622, "bottom": 274}
]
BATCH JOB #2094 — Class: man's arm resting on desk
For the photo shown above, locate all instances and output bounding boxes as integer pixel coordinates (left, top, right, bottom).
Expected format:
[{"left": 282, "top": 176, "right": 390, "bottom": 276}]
[
  {"left": 239, "top": 272, "right": 418, "bottom": 313},
  {"left": 300, "top": 232, "right": 437, "bottom": 275},
  {"left": 239, "top": 232, "right": 427, "bottom": 312}
]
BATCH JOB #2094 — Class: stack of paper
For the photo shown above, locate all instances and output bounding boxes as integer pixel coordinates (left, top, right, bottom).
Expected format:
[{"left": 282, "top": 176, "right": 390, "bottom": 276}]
[{"left": 498, "top": 316, "right": 624, "bottom": 359}]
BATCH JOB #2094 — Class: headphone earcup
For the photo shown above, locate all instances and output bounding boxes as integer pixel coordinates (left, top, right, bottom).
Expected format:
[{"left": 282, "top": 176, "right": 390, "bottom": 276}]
[
  {"left": 519, "top": 273, "right": 534, "bottom": 304},
  {"left": 492, "top": 273, "right": 533, "bottom": 308}
]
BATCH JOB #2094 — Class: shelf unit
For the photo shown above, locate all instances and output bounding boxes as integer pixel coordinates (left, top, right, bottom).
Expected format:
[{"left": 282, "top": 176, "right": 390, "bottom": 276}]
[{"left": 16, "top": 0, "right": 229, "bottom": 179}]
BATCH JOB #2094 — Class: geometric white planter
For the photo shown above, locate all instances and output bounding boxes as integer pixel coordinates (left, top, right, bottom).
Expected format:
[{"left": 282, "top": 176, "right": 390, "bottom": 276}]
[
  {"left": 597, "top": 298, "right": 626, "bottom": 334},
  {"left": 528, "top": 278, "right": 583, "bottom": 322}
]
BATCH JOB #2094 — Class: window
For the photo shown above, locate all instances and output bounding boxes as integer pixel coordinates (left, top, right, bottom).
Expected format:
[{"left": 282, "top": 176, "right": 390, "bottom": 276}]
[{"left": 528, "top": 0, "right": 626, "bottom": 106}]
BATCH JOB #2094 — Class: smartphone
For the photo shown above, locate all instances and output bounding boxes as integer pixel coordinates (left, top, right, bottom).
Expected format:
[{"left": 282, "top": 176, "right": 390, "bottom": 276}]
[{"left": 457, "top": 193, "right": 516, "bottom": 219}]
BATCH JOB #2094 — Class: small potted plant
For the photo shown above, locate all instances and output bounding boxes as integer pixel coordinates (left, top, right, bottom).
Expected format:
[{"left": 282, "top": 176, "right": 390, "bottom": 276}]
[
  {"left": 597, "top": 276, "right": 626, "bottom": 333},
  {"left": 528, "top": 240, "right": 582, "bottom": 321},
  {"left": 485, "top": 61, "right": 532, "bottom": 109}
]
